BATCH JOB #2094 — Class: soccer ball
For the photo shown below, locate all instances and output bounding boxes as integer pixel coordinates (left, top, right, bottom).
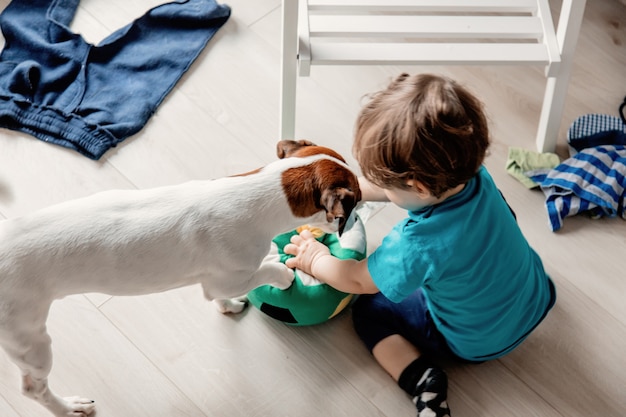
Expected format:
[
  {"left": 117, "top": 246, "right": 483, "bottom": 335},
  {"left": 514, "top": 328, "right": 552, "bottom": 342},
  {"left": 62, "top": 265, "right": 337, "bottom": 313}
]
[{"left": 248, "top": 214, "right": 367, "bottom": 326}]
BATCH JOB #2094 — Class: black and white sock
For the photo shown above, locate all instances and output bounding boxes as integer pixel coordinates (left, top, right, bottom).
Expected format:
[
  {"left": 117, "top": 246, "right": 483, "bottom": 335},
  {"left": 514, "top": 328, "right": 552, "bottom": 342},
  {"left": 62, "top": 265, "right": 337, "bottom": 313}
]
[{"left": 398, "top": 357, "right": 451, "bottom": 417}]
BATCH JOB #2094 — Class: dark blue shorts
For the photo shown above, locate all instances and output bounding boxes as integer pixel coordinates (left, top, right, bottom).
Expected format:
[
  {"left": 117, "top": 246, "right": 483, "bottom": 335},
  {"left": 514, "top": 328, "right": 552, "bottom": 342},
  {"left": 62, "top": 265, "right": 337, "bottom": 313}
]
[{"left": 352, "top": 289, "right": 467, "bottom": 363}]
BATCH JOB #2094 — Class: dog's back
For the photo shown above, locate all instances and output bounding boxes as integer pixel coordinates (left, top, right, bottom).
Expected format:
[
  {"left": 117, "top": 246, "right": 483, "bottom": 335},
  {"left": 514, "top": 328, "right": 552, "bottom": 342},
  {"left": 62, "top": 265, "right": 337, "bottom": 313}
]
[
  {"left": 0, "top": 150, "right": 357, "bottom": 299},
  {"left": 0, "top": 167, "right": 283, "bottom": 298}
]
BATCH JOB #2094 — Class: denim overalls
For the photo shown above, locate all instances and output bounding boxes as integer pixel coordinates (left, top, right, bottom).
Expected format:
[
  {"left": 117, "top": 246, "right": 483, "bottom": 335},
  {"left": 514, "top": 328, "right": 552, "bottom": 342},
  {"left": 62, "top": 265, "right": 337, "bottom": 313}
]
[{"left": 0, "top": 0, "right": 230, "bottom": 159}]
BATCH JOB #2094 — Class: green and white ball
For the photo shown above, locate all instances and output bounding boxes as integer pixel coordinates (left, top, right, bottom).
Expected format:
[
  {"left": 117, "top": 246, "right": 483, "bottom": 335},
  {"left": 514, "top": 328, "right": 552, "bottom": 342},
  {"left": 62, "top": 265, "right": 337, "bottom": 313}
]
[{"left": 248, "top": 214, "right": 367, "bottom": 326}]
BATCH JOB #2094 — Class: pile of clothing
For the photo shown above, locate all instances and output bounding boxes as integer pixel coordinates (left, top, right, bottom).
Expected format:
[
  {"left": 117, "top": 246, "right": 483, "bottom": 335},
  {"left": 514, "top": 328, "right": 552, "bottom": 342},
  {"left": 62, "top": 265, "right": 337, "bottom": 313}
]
[{"left": 507, "top": 98, "right": 626, "bottom": 231}]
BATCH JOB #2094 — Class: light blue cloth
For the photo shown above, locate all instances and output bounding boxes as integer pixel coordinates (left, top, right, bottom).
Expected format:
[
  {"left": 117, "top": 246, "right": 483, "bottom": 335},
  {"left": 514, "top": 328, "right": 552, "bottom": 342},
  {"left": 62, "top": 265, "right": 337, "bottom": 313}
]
[
  {"left": 528, "top": 145, "right": 626, "bottom": 231},
  {"left": 368, "top": 166, "right": 555, "bottom": 361}
]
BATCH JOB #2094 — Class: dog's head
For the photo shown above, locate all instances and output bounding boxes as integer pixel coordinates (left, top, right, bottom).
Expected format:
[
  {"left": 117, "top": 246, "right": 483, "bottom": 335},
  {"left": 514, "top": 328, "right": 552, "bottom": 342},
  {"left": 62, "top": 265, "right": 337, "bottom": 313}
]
[{"left": 277, "top": 140, "right": 361, "bottom": 236}]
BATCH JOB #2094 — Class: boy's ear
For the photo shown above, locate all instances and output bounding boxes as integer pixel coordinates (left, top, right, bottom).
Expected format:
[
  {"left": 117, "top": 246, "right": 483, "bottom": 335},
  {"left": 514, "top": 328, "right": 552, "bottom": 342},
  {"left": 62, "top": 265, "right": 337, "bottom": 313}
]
[{"left": 406, "top": 180, "right": 432, "bottom": 198}]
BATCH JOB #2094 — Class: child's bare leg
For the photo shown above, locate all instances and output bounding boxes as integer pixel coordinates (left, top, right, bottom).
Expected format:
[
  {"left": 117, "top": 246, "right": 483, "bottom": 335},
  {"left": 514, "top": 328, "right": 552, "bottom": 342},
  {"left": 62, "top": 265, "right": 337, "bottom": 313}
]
[
  {"left": 373, "top": 334, "right": 450, "bottom": 417},
  {"left": 373, "top": 334, "right": 421, "bottom": 379}
]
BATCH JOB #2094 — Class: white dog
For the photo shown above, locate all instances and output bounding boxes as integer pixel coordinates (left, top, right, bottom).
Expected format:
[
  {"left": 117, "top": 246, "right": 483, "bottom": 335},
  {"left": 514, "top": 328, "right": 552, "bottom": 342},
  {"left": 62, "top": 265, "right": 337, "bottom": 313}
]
[{"left": 0, "top": 140, "right": 361, "bottom": 417}]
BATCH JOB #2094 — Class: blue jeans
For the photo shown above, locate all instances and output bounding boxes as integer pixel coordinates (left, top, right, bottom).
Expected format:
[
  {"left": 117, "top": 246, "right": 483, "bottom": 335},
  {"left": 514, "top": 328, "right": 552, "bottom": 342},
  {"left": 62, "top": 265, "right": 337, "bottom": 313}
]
[
  {"left": 0, "top": 0, "right": 230, "bottom": 159},
  {"left": 352, "top": 289, "right": 465, "bottom": 363}
]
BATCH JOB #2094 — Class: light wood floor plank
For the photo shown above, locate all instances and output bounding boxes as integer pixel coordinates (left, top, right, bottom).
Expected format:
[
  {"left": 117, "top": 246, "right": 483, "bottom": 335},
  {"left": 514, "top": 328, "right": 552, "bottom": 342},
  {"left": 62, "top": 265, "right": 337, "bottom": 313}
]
[
  {"left": 104, "top": 91, "right": 269, "bottom": 188},
  {"left": 100, "top": 287, "right": 390, "bottom": 417},
  {"left": 0, "top": 296, "right": 210, "bottom": 417},
  {"left": 0, "top": 0, "right": 624, "bottom": 416},
  {"left": 0, "top": 131, "right": 135, "bottom": 217},
  {"left": 500, "top": 271, "right": 626, "bottom": 416},
  {"left": 0, "top": 392, "right": 19, "bottom": 417}
]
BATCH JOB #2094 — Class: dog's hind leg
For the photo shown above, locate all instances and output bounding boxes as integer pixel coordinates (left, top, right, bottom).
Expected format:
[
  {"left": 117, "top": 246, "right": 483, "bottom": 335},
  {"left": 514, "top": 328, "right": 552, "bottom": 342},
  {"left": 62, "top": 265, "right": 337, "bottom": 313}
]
[{"left": 3, "top": 313, "right": 95, "bottom": 416}]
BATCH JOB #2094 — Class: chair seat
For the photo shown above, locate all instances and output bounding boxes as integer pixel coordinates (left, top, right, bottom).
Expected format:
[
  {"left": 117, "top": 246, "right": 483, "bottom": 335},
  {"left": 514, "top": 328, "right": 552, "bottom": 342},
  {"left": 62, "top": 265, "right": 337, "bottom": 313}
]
[
  {"left": 306, "top": 0, "right": 537, "bottom": 12},
  {"left": 308, "top": 15, "right": 544, "bottom": 39},
  {"left": 281, "top": 0, "right": 587, "bottom": 152},
  {"left": 306, "top": 42, "right": 551, "bottom": 66},
  {"left": 298, "top": 0, "right": 560, "bottom": 75}
]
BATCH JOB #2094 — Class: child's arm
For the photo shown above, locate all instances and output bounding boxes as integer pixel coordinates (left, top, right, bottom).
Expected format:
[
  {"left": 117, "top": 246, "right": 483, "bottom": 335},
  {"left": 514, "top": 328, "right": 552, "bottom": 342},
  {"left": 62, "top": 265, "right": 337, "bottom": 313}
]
[{"left": 284, "top": 230, "right": 379, "bottom": 295}]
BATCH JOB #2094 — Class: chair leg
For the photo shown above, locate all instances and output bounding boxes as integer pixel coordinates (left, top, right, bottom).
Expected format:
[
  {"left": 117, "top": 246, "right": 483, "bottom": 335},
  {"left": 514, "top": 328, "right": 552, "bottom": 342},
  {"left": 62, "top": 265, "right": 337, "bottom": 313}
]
[
  {"left": 535, "top": 0, "right": 587, "bottom": 152},
  {"left": 536, "top": 76, "right": 568, "bottom": 152},
  {"left": 279, "top": 0, "right": 299, "bottom": 140}
]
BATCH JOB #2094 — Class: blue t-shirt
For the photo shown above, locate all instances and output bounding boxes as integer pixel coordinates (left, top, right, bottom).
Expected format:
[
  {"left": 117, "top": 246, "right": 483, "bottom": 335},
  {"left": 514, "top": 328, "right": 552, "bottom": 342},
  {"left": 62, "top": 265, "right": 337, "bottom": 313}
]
[{"left": 368, "top": 166, "right": 555, "bottom": 361}]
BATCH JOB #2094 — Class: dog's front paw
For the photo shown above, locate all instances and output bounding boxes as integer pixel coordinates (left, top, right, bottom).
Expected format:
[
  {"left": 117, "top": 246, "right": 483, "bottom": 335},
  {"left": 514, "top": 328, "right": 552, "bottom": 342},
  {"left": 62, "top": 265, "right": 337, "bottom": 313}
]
[
  {"left": 51, "top": 396, "right": 95, "bottom": 416},
  {"left": 213, "top": 297, "right": 249, "bottom": 314},
  {"left": 274, "top": 264, "right": 295, "bottom": 290},
  {"left": 65, "top": 396, "right": 96, "bottom": 416}
]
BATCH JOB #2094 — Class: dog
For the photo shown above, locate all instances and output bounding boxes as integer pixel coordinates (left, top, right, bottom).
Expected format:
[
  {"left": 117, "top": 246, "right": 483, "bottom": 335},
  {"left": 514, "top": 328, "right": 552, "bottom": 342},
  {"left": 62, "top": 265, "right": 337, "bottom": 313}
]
[{"left": 0, "top": 139, "right": 361, "bottom": 417}]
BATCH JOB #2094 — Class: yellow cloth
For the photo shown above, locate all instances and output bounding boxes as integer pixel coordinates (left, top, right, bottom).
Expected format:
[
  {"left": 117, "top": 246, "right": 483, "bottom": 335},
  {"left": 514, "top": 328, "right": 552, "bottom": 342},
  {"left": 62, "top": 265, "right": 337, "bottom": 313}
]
[{"left": 506, "top": 147, "right": 560, "bottom": 188}]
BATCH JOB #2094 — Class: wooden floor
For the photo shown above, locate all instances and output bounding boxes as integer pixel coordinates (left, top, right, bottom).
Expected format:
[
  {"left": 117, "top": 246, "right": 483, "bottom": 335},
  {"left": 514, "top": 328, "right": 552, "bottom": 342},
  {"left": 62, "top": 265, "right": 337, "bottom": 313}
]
[{"left": 0, "top": 0, "right": 625, "bottom": 416}]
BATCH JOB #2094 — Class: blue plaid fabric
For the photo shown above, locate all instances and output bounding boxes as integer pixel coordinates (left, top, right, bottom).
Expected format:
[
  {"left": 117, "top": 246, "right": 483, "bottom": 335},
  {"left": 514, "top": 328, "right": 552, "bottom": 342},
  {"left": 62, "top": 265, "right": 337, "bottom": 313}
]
[
  {"left": 529, "top": 145, "right": 626, "bottom": 231},
  {"left": 568, "top": 114, "right": 626, "bottom": 140},
  {"left": 567, "top": 114, "right": 626, "bottom": 155}
]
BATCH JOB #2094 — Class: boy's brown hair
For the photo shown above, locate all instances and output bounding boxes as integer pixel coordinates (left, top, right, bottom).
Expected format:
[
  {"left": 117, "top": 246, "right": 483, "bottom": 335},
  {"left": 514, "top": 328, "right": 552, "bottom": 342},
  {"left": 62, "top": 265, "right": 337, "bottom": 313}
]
[{"left": 353, "top": 73, "right": 490, "bottom": 198}]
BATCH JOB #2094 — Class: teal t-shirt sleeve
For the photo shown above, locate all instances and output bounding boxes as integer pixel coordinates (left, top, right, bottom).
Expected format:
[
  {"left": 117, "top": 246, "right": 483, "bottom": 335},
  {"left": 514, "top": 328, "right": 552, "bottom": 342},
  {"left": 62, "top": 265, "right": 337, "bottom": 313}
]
[{"left": 368, "top": 219, "right": 427, "bottom": 303}]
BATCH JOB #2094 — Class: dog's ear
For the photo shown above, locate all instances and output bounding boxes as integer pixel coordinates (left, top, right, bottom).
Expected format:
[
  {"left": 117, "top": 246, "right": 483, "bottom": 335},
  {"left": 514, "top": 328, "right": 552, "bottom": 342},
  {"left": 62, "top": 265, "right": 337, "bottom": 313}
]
[
  {"left": 320, "top": 187, "right": 359, "bottom": 236},
  {"left": 276, "top": 139, "right": 317, "bottom": 159}
]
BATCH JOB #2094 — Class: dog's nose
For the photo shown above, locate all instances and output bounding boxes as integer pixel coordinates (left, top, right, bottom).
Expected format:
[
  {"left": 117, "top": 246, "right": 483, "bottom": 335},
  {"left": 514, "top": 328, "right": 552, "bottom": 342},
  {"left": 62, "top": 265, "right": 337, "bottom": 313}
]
[{"left": 337, "top": 216, "right": 347, "bottom": 237}]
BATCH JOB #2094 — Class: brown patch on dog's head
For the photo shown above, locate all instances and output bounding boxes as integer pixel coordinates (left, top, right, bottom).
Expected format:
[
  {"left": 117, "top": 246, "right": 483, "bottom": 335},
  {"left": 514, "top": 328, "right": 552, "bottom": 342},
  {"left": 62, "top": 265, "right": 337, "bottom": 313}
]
[
  {"left": 277, "top": 139, "right": 347, "bottom": 163},
  {"left": 232, "top": 140, "right": 341, "bottom": 178},
  {"left": 278, "top": 140, "right": 360, "bottom": 235}
]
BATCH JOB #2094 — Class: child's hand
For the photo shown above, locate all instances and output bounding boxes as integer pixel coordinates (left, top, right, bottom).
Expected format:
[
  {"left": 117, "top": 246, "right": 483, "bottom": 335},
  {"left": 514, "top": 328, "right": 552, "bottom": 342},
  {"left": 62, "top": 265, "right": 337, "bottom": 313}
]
[
  {"left": 286, "top": 230, "right": 377, "bottom": 295},
  {"left": 284, "top": 229, "right": 332, "bottom": 277}
]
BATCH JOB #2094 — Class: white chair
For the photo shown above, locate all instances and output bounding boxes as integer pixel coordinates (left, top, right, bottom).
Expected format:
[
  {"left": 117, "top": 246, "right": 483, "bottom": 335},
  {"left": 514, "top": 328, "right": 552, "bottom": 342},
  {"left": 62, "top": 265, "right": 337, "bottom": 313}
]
[{"left": 279, "top": 0, "right": 587, "bottom": 152}]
